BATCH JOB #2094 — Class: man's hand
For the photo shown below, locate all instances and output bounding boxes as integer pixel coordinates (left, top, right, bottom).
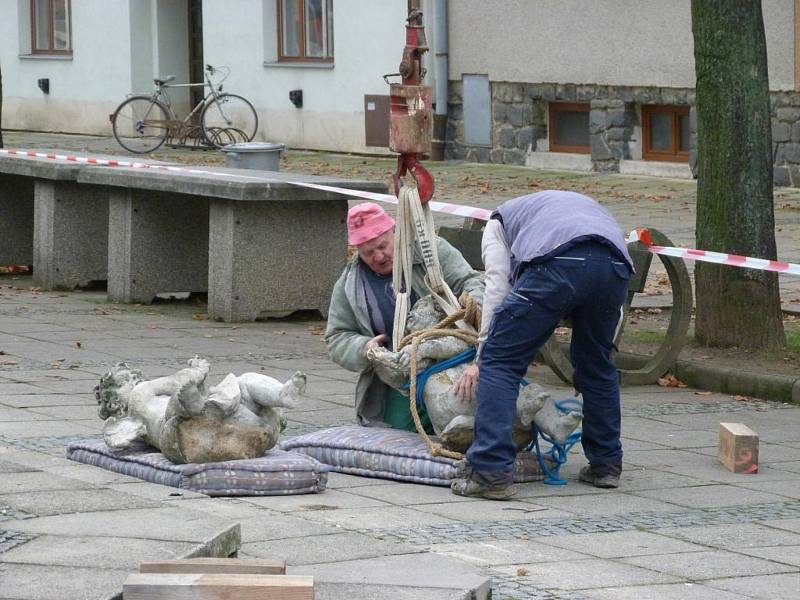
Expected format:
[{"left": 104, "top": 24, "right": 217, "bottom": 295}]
[
  {"left": 454, "top": 362, "right": 479, "bottom": 402},
  {"left": 363, "top": 334, "right": 389, "bottom": 356}
]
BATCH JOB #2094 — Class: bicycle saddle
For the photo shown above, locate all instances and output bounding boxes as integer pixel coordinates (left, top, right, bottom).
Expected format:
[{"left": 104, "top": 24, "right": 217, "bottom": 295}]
[{"left": 154, "top": 75, "right": 175, "bottom": 86}]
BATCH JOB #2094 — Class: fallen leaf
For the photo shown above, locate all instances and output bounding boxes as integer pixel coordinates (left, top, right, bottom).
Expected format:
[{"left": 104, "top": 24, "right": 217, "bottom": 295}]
[
  {"left": 307, "top": 325, "right": 325, "bottom": 336},
  {"left": 516, "top": 568, "right": 529, "bottom": 577},
  {"left": 657, "top": 374, "right": 688, "bottom": 388},
  {"left": 192, "top": 313, "right": 208, "bottom": 321},
  {"left": 75, "top": 341, "right": 82, "bottom": 349},
  {"left": 273, "top": 330, "right": 287, "bottom": 335},
  {"left": 694, "top": 391, "right": 713, "bottom": 396},
  {"left": 0, "top": 359, "right": 18, "bottom": 365},
  {"left": 734, "top": 394, "right": 750, "bottom": 402}
]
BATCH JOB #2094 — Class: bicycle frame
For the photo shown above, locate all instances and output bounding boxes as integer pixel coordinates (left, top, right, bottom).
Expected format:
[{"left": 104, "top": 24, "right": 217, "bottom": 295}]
[
  {"left": 113, "top": 64, "right": 255, "bottom": 152},
  {"left": 138, "top": 70, "right": 226, "bottom": 131}
]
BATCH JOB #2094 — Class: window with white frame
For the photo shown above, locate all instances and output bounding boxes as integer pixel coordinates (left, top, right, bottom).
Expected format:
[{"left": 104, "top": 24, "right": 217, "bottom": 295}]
[
  {"left": 31, "top": 0, "right": 71, "bottom": 54},
  {"left": 278, "top": 0, "right": 333, "bottom": 61}
]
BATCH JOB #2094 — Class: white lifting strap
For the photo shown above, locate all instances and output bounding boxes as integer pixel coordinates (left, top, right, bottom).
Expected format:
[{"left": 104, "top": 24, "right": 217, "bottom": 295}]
[{"left": 392, "top": 186, "right": 476, "bottom": 351}]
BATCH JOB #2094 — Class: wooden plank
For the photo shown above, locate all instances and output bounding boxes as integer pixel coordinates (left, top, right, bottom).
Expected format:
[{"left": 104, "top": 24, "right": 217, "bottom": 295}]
[
  {"left": 124, "top": 573, "right": 313, "bottom": 600},
  {"left": 140, "top": 558, "right": 285, "bottom": 575},
  {"left": 718, "top": 422, "right": 759, "bottom": 474}
]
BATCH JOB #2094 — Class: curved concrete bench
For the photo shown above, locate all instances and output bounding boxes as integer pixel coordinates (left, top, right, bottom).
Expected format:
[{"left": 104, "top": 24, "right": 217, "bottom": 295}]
[
  {"left": 75, "top": 164, "right": 386, "bottom": 321},
  {"left": 0, "top": 151, "right": 387, "bottom": 322},
  {"left": 0, "top": 152, "right": 125, "bottom": 289}
]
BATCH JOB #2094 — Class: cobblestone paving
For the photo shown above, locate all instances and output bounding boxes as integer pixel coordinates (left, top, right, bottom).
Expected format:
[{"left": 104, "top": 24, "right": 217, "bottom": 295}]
[
  {"left": 622, "top": 398, "right": 791, "bottom": 416},
  {"left": 0, "top": 434, "right": 102, "bottom": 454},
  {"left": 490, "top": 571, "right": 591, "bottom": 600},
  {"left": 0, "top": 506, "right": 36, "bottom": 523},
  {"left": 368, "top": 500, "right": 800, "bottom": 545},
  {"left": 0, "top": 529, "right": 37, "bottom": 554}
]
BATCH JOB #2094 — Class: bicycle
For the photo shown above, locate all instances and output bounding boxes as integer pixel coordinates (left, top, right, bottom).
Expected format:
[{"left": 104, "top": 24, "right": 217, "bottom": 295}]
[{"left": 111, "top": 64, "right": 258, "bottom": 154}]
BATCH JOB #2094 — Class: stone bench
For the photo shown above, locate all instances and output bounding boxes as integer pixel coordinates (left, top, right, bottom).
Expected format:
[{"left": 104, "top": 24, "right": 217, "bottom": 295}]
[
  {"left": 0, "top": 151, "right": 125, "bottom": 289},
  {"left": 0, "top": 151, "right": 386, "bottom": 321}
]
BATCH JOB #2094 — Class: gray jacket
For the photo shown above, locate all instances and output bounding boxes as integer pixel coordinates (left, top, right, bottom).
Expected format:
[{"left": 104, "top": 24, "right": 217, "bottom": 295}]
[{"left": 324, "top": 237, "right": 484, "bottom": 426}]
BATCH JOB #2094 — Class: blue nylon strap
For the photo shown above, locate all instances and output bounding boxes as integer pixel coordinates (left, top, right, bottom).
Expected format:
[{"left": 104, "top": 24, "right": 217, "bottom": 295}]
[
  {"left": 525, "top": 396, "right": 583, "bottom": 485},
  {"left": 401, "top": 347, "right": 477, "bottom": 409},
  {"left": 402, "top": 355, "right": 581, "bottom": 485}
]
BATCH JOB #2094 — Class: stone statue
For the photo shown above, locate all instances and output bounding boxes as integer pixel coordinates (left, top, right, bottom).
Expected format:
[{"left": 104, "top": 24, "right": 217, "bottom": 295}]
[
  {"left": 368, "top": 295, "right": 582, "bottom": 453},
  {"left": 94, "top": 357, "right": 306, "bottom": 464}
]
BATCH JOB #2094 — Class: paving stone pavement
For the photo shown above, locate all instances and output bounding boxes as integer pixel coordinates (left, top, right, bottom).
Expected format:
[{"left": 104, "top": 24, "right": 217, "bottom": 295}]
[
  {"left": 0, "top": 279, "right": 798, "bottom": 599},
  {"left": 1, "top": 132, "right": 800, "bottom": 598}
]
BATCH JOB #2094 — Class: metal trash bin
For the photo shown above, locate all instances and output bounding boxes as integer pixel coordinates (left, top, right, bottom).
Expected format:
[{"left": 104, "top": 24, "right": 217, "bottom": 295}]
[{"left": 221, "top": 142, "right": 286, "bottom": 171}]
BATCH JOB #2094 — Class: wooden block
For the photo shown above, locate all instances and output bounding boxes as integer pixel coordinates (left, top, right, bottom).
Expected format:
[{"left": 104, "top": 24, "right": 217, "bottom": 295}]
[
  {"left": 140, "top": 558, "right": 285, "bottom": 575},
  {"left": 123, "top": 573, "right": 313, "bottom": 600},
  {"left": 718, "top": 422, "right": 759, "bottom": 473}
]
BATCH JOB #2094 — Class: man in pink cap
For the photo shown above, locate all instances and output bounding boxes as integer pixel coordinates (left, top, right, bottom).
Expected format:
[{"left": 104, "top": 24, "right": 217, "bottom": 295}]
[{"left": 325, "top": 202, "right": 484, "bottom": 432}]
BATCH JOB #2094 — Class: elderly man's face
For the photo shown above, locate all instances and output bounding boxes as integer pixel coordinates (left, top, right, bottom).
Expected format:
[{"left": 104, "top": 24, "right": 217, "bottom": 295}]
[{"left": 358, "top": 228, "right": 394, "bottom": 276}]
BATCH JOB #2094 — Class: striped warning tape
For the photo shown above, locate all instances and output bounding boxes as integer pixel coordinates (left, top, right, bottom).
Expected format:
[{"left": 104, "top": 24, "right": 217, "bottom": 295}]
[
  {"left": 628, "top": 227, "right": 800, "bottom": 277},
  {"left": 0, "top": 148, "right": 493, "bottom": 220},
  {"left": 2, "top": 148, "right": 797, "bottom": 276}
]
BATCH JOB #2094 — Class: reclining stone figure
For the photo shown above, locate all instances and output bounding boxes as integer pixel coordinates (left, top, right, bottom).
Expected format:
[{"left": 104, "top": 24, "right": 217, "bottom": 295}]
[
  {"left": 95, "top": 357, "right": 306, "bottom": 464},
  {"left": 368, "top": 296, "right": 582, "bottom": 453}
]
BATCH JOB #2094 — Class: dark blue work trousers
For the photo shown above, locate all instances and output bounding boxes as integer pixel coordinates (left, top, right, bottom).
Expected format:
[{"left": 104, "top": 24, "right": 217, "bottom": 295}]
[{"left": 467, "top": 241, "right": 631, "bottom": 479}]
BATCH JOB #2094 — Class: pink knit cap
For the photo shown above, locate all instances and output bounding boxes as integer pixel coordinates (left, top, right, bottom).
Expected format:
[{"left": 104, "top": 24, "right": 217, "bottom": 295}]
[{"left": 347, "top": 202, "right": 395, "bottom": 245}]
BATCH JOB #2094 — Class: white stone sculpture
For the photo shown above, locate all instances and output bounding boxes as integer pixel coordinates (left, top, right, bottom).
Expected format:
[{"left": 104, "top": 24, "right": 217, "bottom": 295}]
[
  {"left": 94, "top": 357, "right": 306, "bottom": 464},
  {"left": 368, "top": 296, "right": 582, "bottom": 452}
]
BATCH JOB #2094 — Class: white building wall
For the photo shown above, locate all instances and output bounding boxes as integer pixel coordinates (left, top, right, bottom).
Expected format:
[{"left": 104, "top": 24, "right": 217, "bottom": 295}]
[
  {"left": 1, "top": 0, "right": 192, "bottom": 135},
  {"left": 448, "top": 0, "right": 795, "bottom": 91},
  {"left": 202, "top": 0, "right": 409, "bottom": 152},
  {"left": 2, "top": 0, "right": 135, "bottom": 133}
]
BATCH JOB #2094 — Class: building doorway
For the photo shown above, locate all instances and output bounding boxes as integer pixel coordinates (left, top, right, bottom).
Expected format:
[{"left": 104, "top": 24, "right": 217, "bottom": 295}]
[{"left": 188, "top": 0, "right": 204, "bottom": 124}]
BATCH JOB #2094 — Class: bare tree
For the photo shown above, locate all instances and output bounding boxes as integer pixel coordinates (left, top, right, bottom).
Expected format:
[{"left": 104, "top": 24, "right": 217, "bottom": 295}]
[{"left": 691, "top": 0, "right": 785, "bottom": 349}]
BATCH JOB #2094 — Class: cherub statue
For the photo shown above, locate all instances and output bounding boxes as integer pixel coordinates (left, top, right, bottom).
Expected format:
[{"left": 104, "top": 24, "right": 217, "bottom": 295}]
[
  {"left": 94, "top": 357, "right": 306, "bottom": 464},
  {"left": 368, "top": 296, "right": 581, "bottom": 453}
]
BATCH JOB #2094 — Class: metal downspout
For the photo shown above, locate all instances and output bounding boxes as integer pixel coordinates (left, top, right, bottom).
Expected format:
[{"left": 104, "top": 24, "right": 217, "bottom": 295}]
[{"left": 431, "top": 0, "right": 448, "bottom": 160}]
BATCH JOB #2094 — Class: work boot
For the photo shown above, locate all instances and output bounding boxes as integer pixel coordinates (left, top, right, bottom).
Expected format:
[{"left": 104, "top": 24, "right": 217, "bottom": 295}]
[
  {"left": 578, "top": 464, "right": 621, "bottom": 489},
  {"left": 451, "top": 470, "right": 518, "bottom": 500}
]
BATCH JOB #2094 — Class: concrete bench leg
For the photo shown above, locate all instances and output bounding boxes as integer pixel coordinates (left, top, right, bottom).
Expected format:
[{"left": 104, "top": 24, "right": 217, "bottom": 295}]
[
  {"left": 208, "top": 198, "right": 347, "bottom": 322},
  {"left": 0, "top": 175, "right": 34, "bottom": 266},
  {"left": 108, "top": 188, "right": 209, "bottom": 303},
  {"left": 33, "top": 181, "right": 109, "bottom": 290}
]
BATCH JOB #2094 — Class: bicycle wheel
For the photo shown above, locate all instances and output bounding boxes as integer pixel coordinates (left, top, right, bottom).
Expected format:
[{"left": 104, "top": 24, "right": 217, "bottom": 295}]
[
  {"left": 201, "top": 94, "right": 258, "bottom": 148},
  {"left": 112, "top": 96, "right": 171, "bottom": 154}
]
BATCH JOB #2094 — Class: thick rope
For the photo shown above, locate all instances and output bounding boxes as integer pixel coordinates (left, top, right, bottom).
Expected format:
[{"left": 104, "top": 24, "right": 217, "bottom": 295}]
[{"left": 399, "top": 294, "right": 481, "bottom": 459}]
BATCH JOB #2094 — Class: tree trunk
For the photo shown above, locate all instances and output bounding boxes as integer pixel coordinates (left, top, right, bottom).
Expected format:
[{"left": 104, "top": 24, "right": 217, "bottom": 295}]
[
  {"left": 691, "top": 0, "right": 785, "bottom": 349},
  {"left": 0, "top": 64, "right": 4, "bottom": 148}
]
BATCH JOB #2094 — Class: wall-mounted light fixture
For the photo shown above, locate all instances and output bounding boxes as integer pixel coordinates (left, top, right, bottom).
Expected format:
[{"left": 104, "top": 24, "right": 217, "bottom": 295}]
[
  {"left": 289, "top": 89, "right": 303, "bottom": 108},
  {"left": 37, "top": 78, "right": 50, "bottom": 94}
]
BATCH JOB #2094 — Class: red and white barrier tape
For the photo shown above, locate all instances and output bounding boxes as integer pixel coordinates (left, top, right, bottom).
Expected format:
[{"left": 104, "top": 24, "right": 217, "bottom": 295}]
[
  {"left": 3, "top": 148, "right": 796, "bottom": 276},
  {"left": 628, "top": 227, "right": 800, "bottom": 277},
  {"left": 0, "top": 148, "right": 492, "bottom": 220}
]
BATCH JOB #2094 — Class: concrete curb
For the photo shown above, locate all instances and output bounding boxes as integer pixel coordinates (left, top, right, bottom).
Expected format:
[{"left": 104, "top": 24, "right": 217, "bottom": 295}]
[
  {"left": 616, "top": 352, "right": 800, "bottom": 404},
  {"left": 103, "top": 523, "right": 241, "bottom": 600}
]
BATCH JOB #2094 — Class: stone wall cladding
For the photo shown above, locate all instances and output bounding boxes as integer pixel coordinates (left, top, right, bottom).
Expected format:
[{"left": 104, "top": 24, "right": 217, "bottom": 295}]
[
  {"left": 446, "top": 82, "right": 800, "bottom": 184},
  {"left": 770, "top": 93, "right": 800, "bottom": 186},
  {"left": 445, "top": 81, "right": 697, "bottom": 171}
]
